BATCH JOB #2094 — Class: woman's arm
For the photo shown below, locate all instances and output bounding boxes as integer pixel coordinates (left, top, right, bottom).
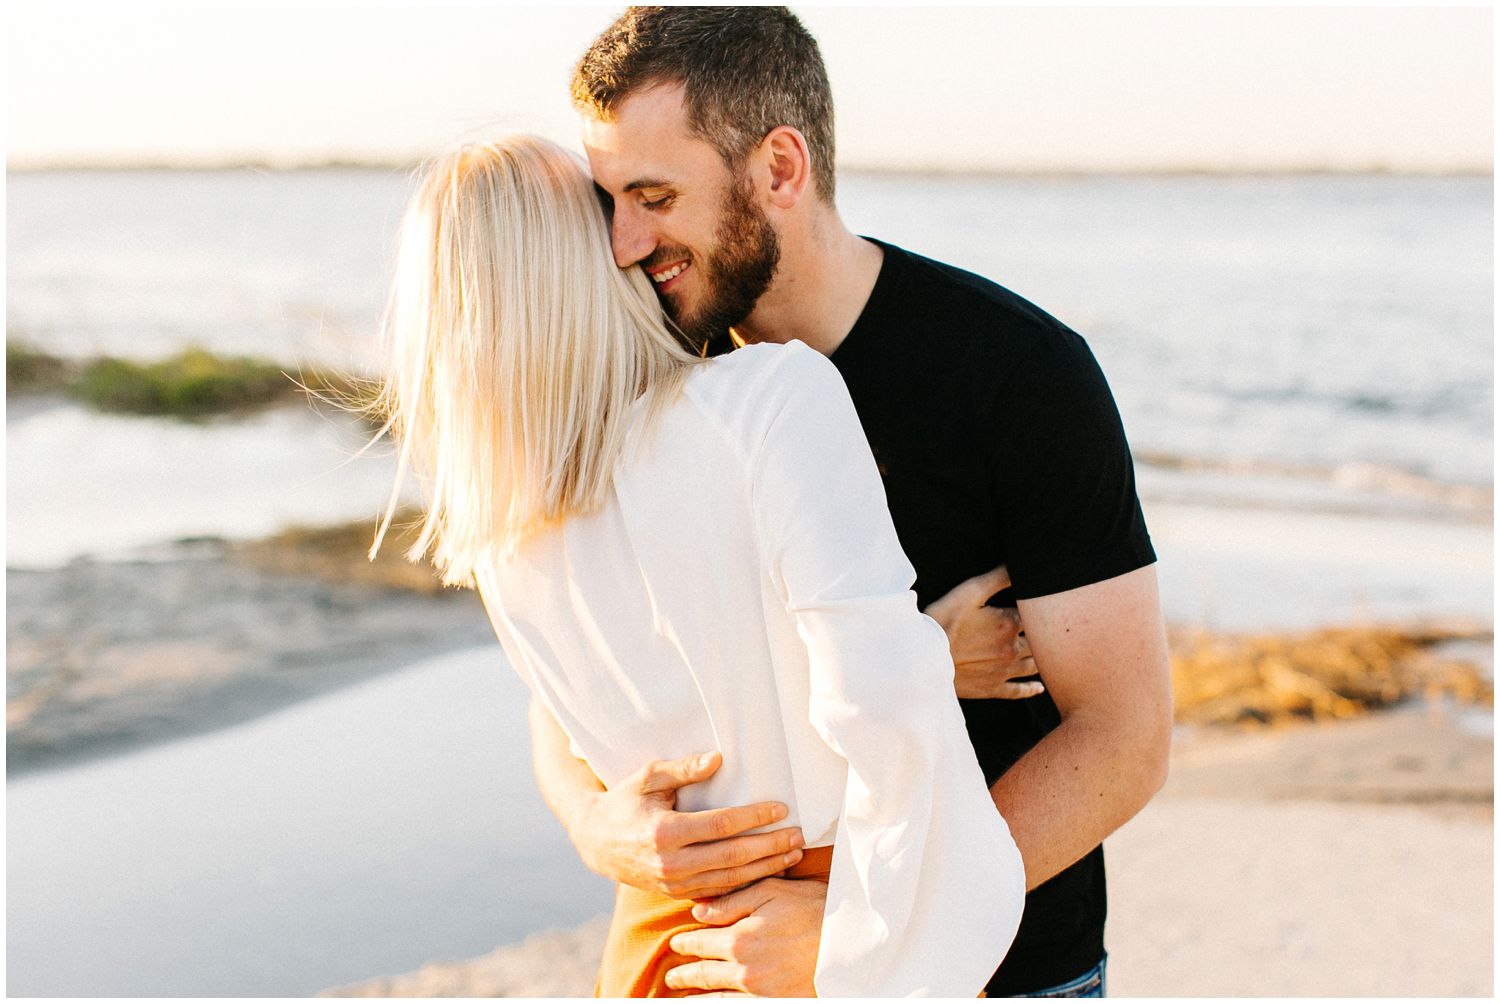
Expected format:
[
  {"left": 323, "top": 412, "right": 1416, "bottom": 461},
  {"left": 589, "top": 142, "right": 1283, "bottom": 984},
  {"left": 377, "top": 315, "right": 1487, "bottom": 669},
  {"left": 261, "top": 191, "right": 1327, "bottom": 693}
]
[{"left": 743, "top": 343, "right": 1026, "bottom": 997}]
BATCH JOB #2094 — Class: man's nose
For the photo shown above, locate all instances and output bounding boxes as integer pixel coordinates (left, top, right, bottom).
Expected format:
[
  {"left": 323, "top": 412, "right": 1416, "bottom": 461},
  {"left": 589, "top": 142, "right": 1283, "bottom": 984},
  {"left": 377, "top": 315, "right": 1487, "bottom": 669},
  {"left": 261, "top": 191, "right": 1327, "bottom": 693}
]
[{"left": 610, "top": 205, "right": 656, "bottom": 269}]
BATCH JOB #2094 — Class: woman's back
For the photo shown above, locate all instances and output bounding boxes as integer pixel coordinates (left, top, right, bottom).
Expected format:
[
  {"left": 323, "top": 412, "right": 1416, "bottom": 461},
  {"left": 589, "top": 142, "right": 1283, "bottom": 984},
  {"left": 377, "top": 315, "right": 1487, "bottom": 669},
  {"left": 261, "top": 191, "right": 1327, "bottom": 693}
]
[{"left": 478, "top": 341, "right": 857, "bottom": 844}]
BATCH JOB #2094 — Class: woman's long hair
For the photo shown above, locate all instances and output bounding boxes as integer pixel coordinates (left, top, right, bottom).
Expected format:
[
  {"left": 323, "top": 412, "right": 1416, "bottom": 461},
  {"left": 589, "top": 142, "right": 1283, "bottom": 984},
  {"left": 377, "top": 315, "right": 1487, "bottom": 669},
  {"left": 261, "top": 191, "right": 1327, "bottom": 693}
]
[{"left": 371, "top": 135, "right": 702, "bottom": 585}]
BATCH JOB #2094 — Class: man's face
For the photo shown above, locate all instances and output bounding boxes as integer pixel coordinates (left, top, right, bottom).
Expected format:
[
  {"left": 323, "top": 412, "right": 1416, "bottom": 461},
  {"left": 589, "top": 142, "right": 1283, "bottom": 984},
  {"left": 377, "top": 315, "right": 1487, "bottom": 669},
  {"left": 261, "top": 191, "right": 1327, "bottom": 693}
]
[{"left": 582, "top": 83, "right": 779, "bottom": 346}]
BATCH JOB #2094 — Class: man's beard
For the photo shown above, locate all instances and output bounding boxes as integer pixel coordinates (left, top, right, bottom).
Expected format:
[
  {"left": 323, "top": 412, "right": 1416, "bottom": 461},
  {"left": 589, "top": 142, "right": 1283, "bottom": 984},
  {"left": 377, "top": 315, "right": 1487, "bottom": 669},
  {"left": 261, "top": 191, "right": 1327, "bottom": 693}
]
[{"left": 652, "top": 175, "right": 780, "bottom": 350}]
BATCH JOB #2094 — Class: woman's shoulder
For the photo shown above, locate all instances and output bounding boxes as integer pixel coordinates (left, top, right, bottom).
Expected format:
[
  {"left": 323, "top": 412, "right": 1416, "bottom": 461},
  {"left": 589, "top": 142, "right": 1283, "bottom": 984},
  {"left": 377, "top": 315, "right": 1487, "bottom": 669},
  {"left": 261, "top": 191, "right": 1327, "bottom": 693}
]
[
  {"left": 673, "top": 339, "right": 856, "bottom": 474},
  {"left": 684, "top": 338, "right": 842, "bottom": 417}
]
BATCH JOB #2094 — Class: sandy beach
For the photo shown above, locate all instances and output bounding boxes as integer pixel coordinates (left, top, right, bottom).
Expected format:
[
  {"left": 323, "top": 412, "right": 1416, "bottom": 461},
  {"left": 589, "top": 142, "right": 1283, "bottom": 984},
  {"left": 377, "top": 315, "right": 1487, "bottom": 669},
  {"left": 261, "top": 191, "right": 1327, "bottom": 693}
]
[{"left": 1107, "top": 711, "right": 1493, "bottom": 997}]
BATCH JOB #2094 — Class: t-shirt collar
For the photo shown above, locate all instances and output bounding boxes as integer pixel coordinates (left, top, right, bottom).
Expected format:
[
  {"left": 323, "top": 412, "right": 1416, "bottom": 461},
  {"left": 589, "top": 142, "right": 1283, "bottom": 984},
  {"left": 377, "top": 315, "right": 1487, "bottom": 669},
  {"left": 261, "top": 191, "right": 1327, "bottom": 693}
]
[{"left": 831, "top": 236, "right": 906, "bottom": 364}]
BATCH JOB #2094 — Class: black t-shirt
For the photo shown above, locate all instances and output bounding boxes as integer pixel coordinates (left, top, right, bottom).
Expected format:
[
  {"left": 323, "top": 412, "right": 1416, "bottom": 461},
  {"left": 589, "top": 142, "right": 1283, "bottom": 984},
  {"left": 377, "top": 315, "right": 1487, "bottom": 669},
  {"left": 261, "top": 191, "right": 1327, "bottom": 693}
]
[{"left": 827, "top": 239, "right": 1155, "bottom": 995}]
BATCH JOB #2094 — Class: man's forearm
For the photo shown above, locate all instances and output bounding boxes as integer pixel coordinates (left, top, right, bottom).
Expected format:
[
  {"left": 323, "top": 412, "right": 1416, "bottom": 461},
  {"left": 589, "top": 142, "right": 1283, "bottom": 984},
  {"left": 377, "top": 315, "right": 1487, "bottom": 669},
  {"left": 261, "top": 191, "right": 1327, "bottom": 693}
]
[
  {"left": 996, "top": 566, "right": 1173, "bottom": 889},
  {"left": 990, "top": 708, "right": 1170, "bottom": 890},
  {"left": 527, "top": 698, "right": 804, "bottom": 896}
]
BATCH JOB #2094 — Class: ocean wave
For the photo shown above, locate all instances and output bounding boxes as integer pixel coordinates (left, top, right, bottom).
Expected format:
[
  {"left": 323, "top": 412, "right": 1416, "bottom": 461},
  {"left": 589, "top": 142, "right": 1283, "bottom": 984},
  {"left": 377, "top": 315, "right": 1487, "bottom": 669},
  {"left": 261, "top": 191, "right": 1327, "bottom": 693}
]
[{"left": 1135, "top": 450, "right": 1493, "bottom": 519}]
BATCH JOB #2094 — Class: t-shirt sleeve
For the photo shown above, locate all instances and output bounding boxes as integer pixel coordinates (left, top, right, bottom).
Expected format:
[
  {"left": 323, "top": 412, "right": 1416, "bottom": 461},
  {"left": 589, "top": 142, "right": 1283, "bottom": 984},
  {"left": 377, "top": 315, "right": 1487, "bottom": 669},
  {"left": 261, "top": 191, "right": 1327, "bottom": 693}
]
[
  {"left": 748, "top": 342, "right": 1026, "bottom": 997},
  {"left": 988, "top": 327, "right": 1155, "bottom": 600}
]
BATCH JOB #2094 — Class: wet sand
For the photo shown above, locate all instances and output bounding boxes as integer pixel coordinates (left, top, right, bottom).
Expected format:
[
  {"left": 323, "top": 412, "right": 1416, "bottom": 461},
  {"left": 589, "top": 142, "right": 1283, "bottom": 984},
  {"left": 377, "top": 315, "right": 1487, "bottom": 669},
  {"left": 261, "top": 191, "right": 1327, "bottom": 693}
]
[{"left": 6, "top": 540, "right": 491, "bottom": 775}]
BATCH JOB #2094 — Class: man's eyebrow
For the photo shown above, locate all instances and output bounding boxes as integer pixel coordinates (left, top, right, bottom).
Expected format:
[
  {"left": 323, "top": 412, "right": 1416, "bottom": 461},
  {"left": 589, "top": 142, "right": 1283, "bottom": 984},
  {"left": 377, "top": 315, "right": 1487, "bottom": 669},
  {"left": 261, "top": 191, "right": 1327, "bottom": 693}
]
[{"left": 622, "top": 178, "right": 672, "bottom": 193}]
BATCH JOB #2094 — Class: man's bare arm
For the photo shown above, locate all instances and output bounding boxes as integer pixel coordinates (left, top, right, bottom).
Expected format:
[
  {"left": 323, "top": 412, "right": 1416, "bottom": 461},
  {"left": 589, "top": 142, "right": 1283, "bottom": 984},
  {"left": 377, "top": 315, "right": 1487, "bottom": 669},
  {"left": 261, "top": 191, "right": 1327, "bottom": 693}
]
[
  {"left": 1000, "top": 563, "right": 1173, "bottom": 888},
  {"left": 526, "top": 697, "right": 806, "bottom": 899}
]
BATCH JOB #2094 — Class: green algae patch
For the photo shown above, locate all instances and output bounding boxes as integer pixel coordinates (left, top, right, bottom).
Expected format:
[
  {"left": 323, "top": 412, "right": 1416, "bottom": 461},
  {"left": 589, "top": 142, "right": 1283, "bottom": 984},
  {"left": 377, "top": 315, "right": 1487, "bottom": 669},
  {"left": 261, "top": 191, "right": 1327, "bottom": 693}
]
[
  {"left": 7, "top": 340, "right": 371, "bottom": 419},
  {"left": 7, "top": 340, "right": 75, "bottom": 393},
  {"left": 74, "top": 349, "right": 292, "bottom": 416}
]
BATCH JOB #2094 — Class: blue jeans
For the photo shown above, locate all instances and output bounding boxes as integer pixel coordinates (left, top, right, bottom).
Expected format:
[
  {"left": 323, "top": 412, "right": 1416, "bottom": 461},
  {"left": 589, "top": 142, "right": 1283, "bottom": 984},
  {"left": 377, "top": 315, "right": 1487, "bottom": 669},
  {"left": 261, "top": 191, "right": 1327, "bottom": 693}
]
[{"left": 1020, "top": 956, "right": 1107, "bottom": 998}]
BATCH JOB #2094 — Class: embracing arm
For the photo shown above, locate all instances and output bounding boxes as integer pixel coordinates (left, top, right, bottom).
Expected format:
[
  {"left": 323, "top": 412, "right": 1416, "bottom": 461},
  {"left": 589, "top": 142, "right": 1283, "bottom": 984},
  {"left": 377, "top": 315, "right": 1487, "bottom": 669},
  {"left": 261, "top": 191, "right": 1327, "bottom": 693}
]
[
  {"left": 1002, "top": 564, "right": 1172, "bottom": 888},
  {"left": 528, "top": 696, "right": 604, "bottom": 824},
  {"left": 527, "top": 696, "right": 806, "bottom": 899}
]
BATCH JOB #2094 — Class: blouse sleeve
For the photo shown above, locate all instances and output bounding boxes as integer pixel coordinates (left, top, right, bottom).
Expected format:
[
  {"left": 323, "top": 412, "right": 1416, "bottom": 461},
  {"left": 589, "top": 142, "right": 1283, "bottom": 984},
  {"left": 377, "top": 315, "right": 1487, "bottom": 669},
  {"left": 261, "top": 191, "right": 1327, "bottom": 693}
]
[{"left": 748, "top": 343, "right": 1026, "bottom": 997}]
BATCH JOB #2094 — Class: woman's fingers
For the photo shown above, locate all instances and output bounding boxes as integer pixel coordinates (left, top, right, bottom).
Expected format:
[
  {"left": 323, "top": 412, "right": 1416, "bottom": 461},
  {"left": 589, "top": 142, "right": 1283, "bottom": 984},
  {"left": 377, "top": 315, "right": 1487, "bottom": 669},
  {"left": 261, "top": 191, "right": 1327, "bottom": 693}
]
[
  {"left": 994, "top": 679, "right": 1046, "bottom": 699},
  {"left": 959, "top": 563, "right": 1013, "bottom": 605},
  {"left": 930, "top": 563, "right": 1013, "bottom": 616},
  {"left": 669, "top": 926, "right": 730, "bottom": 960},
  {"left": 690, "top": 878, "right": 786, "bottom": 925},
  {"left": 682, "top": 993, "right": 752, "bottom": 997},
  {"left": 953, "top": 653, "right": 1043, "bottom": 700},
  {"left": 663, "top": 958, "right": 745, "bottom": 994}
]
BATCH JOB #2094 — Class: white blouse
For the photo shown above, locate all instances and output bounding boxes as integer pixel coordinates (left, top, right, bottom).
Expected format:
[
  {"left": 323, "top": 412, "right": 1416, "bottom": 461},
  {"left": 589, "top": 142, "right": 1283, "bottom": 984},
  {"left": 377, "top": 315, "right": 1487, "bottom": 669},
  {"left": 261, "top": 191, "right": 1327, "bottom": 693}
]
[{"left": 474, "top": 340, "right": 1024, "bottom": 997}]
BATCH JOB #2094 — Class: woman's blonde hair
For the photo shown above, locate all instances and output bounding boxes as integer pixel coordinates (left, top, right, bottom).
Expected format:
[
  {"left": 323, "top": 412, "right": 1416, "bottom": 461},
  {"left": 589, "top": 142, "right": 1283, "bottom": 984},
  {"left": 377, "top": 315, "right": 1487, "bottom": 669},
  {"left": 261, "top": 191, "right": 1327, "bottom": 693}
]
[{"left": 372, "top": 135, "right": 702, "bottom": 585}]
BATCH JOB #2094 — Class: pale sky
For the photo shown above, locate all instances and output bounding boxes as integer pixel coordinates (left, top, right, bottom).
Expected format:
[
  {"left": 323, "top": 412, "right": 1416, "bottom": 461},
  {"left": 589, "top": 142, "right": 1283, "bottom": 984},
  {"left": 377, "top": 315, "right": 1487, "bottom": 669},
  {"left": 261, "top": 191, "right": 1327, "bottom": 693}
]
[{"left": 6, "top": 5, "right": 1494, "bottom": 172}]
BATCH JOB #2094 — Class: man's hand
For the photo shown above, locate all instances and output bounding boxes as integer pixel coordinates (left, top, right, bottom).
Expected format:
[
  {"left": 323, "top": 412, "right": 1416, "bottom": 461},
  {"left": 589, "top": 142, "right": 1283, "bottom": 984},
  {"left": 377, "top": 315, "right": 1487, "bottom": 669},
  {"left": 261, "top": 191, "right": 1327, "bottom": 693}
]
[
  {"left": 924, "top": 564, "right": 1042, "bottom": 700},
  {"left": 570, "top": 751, "right": 806, "bottom": 900},
  {"left": 663, "top": 876, "right": 826, "bottom": 996}
]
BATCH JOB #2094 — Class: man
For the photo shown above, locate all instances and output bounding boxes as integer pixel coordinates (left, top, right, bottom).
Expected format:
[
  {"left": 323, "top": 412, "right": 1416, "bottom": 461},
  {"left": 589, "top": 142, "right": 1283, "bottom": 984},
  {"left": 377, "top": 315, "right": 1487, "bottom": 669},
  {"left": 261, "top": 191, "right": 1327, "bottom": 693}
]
[{"left": 528, "top": 7, "right": 1172, "bottom": 997}]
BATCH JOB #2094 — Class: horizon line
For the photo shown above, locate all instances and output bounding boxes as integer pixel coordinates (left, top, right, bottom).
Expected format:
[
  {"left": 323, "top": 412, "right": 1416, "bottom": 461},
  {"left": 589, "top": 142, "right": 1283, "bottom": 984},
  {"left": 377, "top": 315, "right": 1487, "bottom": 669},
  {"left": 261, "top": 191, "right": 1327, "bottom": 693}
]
[{"left": 7, "top": 157, "right": 1494, "bottom": 179}]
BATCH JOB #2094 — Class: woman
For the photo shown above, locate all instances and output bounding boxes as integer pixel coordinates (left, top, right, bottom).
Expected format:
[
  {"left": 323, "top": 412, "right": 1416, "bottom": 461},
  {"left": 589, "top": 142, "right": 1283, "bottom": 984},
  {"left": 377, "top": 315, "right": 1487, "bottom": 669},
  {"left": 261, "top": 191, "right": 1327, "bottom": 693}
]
[{"left": 372, "top": 135, "right": 1023, "bottom": 997}]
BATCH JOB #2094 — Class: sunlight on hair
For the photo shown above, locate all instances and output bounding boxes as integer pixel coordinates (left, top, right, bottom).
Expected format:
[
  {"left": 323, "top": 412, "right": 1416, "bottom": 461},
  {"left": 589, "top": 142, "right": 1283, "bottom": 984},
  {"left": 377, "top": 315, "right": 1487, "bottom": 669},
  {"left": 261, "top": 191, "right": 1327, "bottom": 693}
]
[{"left": 370, "top": 135, "right": 703, "bottom": 586}]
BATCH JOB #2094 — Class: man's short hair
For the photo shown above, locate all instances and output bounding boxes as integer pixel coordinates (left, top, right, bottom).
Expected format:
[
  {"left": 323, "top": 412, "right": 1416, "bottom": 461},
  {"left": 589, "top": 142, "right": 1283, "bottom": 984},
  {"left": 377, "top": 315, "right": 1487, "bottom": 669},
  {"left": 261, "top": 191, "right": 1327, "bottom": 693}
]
[{"left": 572, "top": 6, "right": 837, "bottom": 201}]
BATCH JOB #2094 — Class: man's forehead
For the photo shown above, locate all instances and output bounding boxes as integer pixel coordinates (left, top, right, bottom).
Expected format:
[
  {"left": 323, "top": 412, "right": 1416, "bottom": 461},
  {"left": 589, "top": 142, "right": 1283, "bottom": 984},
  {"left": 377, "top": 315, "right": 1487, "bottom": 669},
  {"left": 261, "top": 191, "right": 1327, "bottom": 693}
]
[
  {"left": 580, "top": 82, "right": 717, "bottom": 186},
  {"left": 607, "top": 81, "right": 692, "bottom": 133}
]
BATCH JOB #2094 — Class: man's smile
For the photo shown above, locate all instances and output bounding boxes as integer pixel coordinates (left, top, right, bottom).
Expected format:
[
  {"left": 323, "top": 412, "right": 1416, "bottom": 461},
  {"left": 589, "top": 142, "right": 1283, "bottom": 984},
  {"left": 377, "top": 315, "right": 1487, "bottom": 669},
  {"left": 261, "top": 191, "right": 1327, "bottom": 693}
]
[{"left": 647, "top": 259, "right": 690, "bottom": 292}]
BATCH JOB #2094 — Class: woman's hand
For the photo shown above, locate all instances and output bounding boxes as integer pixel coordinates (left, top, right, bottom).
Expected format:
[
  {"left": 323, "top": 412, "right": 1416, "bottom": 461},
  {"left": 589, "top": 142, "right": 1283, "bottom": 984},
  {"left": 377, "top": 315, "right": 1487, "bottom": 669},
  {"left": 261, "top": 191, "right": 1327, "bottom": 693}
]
[
  {"left": 924, "top": 564, "right": 1043, "bottom": 700},
  {"left": 570, "top": 752, "right": 807, "bottom": 899},
  {"left": 665, "top": 876, "right": 826, "bottom": 997}
]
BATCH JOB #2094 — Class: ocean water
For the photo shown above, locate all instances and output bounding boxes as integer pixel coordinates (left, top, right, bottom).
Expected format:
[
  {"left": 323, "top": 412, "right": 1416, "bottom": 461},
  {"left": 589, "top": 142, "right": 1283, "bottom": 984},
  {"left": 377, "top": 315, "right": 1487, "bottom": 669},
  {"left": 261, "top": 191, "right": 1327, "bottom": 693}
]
[
  {"left": 7, "top": 647, "right": 614, "bottom": 997},
  {"left": 7, "top": 169, "right": 1493, "bottom": 498},
  {"left": 6, "top": 399, "right": 415, "bottom": 567}
]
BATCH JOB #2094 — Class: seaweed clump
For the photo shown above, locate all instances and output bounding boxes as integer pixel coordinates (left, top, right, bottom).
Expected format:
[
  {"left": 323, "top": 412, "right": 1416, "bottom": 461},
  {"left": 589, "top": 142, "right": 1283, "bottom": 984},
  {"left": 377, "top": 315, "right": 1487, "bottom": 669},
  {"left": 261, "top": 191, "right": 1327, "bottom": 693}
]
[
  {"left": 1171, "top": 623, "right": 1493, "bottom": 727},
  {"left": 7, "top": 339, "right": 369, "bottom": 419}
]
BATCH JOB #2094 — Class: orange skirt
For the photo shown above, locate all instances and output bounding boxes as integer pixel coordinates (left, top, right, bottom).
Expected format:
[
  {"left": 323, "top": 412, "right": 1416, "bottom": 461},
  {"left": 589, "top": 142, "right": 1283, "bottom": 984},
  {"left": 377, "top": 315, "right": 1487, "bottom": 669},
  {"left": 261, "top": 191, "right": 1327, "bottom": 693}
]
[{"left": 595, "top": 845, "right": 834, "bottom": 998}]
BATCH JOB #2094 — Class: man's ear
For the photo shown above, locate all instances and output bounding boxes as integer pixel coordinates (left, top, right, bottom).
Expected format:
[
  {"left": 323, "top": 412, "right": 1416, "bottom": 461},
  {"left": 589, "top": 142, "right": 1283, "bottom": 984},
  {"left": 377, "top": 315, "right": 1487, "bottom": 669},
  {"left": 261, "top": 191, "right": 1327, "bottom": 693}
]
[{"left": 761, "top": 126, "right": 813, "bottom": 209}]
